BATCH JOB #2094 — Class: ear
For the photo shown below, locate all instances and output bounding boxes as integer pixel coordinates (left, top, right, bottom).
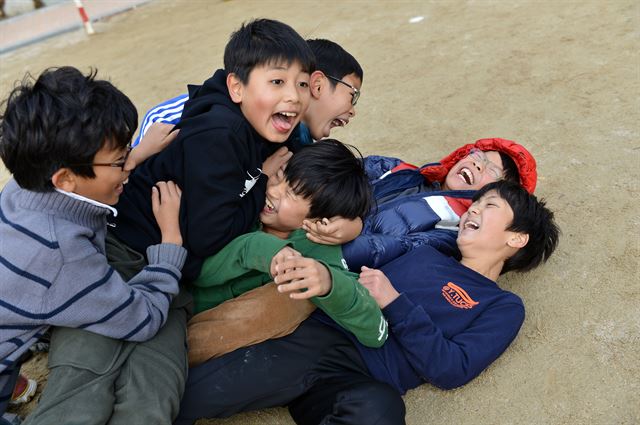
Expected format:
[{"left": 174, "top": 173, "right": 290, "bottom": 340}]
[
  {"left": 226, "top": 73, "right": 244, "bottom": 104},
  {"left": 51, "top": 168, "right": 77, "bottom": 192},
  {"left": 507, "top": 232, "right": 529, "bottom": 249},
  {"left": 309, "top": 71, "right": 325, "bottom": 99}
]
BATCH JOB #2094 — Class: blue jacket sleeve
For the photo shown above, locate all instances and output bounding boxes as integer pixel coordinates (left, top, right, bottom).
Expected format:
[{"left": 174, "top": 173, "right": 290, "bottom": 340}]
[
  {"left": 343, "top": 193, "right": 461, "bottom": 270},
  {"left": 132, "top": 94, "right": 188, "bottom": 147},
  {"left": 383, "top": 294, "right": 525, "bottom": 389},
  {"left": 363, "top": 155, "right": 404, "bottom": 182},
  {"left": 343, "top": 229, "right": 459, "bottom": 270},
  {"left": 343, "top": 233, "right": 409, "bottom": 270}
]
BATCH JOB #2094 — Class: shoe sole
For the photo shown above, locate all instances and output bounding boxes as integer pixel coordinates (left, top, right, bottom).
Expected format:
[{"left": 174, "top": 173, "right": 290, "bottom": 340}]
[{"left": 9, "top": 378, "right": 37, "bottom": 405}]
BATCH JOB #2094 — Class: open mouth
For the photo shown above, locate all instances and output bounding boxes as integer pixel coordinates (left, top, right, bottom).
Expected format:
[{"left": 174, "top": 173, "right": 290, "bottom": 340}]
[
  {"left": 264, "top": 197, "right": 276, "bottom": 213},
  {"left": 458, "top": 167, "right": 474, "bottom": 185},
  {"left": 272, "top": 111, "right": 298, "bottom": 133},
  {"left": 330, "top": 118, "right": 348, "bottom": 128},
  {"left": 463, "top": 220, "right": 479, "bottom": 230}
]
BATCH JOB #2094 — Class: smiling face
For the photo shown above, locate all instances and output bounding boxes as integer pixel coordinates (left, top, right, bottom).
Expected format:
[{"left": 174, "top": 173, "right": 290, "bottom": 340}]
[
  {"left": 304, "top": 72, "right": 360, "bottom": 140},
  {"left": 72, "top": 144, "right": 130, "bottom": 205},
  {"left": 260, "top": 174, "right": 312, "bottom": 238},
  {"left": 228, "top": 61, "right": 311, "bottom": 143},
  {"left": 443, "top": 150, "right": 504, "bottom": 191},
  {"left": 457, "top": 190, "right": 515, "bottom": 252}
]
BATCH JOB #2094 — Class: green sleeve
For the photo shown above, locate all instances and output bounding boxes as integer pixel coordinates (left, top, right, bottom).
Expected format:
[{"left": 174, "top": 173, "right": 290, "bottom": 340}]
[
  {"left": 192, "top": 231, "right": 289, "bottom": 288},
  {"left": 312, "top": 262, "right": 389, "bottom": 348}
]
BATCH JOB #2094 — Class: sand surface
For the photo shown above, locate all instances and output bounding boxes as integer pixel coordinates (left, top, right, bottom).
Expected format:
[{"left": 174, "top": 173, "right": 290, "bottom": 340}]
[{"left": 1, "top": 1, "right": 638, "bottom": 424}]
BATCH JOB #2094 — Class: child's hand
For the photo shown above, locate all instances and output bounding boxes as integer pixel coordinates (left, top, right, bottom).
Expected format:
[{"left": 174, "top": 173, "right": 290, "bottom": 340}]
[
  {"left": 358, "top": 266, "right": 400, "bottom": 309},
  {"left": 151, "top": 181, "right": 183, "bottom": 246},
  {"left": 270, "top": 246, "right": 301, "bottom": 278},
  {"left": 302, "top": 216, "right": 363, "bottom": 245},
  {"left": 125, "top": 123, "right": 179, "bottom": 171},
  {"left": 273, "top": 257, "right": 332, "bottom": 299},
  {"left": 262, "top": 147, "right": 292, "bottom": 178}
]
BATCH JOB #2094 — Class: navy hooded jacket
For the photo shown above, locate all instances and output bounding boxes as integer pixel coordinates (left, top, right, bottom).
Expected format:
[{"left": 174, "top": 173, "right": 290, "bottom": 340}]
[{"left": 113, "top": 69, "right": 287, "bottom": 281}]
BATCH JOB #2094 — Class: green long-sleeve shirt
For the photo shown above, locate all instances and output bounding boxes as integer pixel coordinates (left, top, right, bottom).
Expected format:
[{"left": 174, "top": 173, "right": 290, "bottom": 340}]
[{"left": 190, "top": 229, "right": 388, "bottom": 347}]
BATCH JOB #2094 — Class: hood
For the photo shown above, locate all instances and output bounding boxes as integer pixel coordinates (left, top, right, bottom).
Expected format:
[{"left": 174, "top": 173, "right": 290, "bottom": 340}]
[
  {"left": 419, "top": 138, "right": 537, "bottom": 193},
  {"left": 180, "top": 69, "right": 239, "bottom": 121}
]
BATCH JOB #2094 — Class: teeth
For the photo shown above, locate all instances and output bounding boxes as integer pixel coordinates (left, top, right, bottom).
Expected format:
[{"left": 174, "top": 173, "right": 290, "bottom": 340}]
[
  {"left": 460, "top": 168, "right": 474, "bottom": 185},
  {"left": 279, "top": 112, "right": 297, "bottom": 117},
  {"left": 265, "top": 198, "right": 275, "bottom": 210},
  {"left": 464, "top": 221, "right": 479, "bottom": 230}
]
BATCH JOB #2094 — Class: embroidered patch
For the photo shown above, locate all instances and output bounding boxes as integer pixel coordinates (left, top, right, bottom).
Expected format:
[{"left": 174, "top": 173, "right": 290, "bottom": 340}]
[{"left": 441, "top": 282, "right": 479, "bottom": 309}]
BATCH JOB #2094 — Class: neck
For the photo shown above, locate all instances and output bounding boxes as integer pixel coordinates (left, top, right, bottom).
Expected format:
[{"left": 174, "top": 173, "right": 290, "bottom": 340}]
[
  {"left": 459, "top": 255, "right": 504, "bottom": 282},
  {"left": 262, "top": 225, "right": 292, "bottom": 240}
]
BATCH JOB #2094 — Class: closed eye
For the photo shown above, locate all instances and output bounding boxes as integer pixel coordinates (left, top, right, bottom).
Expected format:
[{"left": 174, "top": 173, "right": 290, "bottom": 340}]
[{"left": 490, "top": 171, "right": 502, "bottom": 180}]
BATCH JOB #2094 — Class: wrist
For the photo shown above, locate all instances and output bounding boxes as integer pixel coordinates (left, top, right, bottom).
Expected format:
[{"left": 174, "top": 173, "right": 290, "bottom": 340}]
[
  {"left": 161, "top": 232, "right": 182, "bottom": 246},
  {"left": 319, "top": 265, "right": 332, "bottom": 296}
]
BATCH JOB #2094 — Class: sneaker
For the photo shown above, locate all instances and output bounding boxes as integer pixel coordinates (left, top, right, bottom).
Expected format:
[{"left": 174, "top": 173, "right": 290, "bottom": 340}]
[{"left": 9, "top": 374, "right": 37, "bottom": 405}]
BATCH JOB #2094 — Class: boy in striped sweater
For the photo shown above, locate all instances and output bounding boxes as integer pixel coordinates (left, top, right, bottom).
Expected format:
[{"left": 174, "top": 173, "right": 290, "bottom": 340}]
[{"left": 0, "top": 67, "right": 186, "bottom": 424}]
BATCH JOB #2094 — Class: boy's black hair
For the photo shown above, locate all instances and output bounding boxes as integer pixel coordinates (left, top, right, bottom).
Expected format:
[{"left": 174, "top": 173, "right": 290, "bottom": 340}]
[
  {"left": 498, "top": 152, "right": 520, "bottom": 184},
  {"left": 0, "top": 66, "right": 137, "bottom": 192},
  {"left": 473, "top": 180, "right": 560, "bottom": 274},
  {"left": 284, "top": 139, "right": 372, "bottom": 220},
  {"left": 307, "top": 38, "right": 363, "bottom": 84},
  {"left": 224, "top": 19, "right": 316, "bottom": 84}
]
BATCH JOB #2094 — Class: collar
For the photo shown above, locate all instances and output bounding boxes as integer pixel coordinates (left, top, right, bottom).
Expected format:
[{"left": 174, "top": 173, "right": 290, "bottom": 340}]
[{"left": 54, "top": 188, "right": 118, "bottom": 217}]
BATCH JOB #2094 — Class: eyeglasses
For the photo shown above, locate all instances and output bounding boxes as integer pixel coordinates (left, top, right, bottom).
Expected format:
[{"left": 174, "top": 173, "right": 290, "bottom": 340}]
[
  {"left": 326, "top": 75, "right": 360, "bottom": 106},
  {"left": 70, "top": 146, "right": 132, "bottom": 171},
  {"left": 469, "top": 148, "right": 504, "bottom": 180}
]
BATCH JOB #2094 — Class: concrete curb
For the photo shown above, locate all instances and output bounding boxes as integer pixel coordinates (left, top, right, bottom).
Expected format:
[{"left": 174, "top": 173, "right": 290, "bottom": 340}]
[{"left": 0, "top": 0, "right": 152, "bottom": 54}]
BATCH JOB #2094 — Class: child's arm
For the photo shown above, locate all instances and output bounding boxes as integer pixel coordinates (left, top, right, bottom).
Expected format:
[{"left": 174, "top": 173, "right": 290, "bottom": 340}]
[
  {"left": 192, "top": 231, "right": 292, "bottom": 289},
  {"left": 362, "top": 155, "right": 405, "bottom": 182},
  {"left": 343, "top": 229, "right": 459, "bottom": 270},
  {"left": 191, "top": 231, "right": 298, "bottom": 313},
  {"left": 47, "top": 182, "right": 186, "bottom": 342},
  {"left": 261, "top": 147, "right": 292, "bottom": 179},
  {"left": 273, "top": 256, "right": 388, "bottom": 348},
  {"left": 126, "top": 123, "right": 179, "bottom": 171},
  {"left": 180, "top": 128, "right": 273, "bottom": 259},
  {"left": 152, "top": 180, "right": 183, "bottom": 245},
  {"left": 358, "top": 267, "right": 525, "bottom": 389},
  {"left": 342, "top": 194, "right": 462, "bottom": 270},
  {"left": 302, "top": 217, "right": 363, "bottom": 245}
]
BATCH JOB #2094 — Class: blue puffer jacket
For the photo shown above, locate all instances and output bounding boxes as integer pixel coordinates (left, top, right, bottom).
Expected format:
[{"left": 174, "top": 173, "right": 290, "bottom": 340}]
[{"left": 343, "top": 155, "right": 474, "bottom": 271}]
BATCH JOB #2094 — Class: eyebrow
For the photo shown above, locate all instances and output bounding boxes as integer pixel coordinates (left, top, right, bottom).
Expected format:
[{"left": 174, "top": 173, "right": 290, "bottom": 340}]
[{"left": 481, "top": 194, "right": 502, "bottom": 202}]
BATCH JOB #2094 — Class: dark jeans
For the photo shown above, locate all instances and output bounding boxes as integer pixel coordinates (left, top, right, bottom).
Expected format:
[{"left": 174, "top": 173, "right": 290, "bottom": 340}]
[{"left": 174, "top": 319, "right": 405, "bottom": 425}]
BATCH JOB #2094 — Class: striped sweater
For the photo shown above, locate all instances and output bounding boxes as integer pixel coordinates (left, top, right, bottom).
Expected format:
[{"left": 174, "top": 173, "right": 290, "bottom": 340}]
[{"left": 0, "top": 179, "right": 186, "bottom": 391}]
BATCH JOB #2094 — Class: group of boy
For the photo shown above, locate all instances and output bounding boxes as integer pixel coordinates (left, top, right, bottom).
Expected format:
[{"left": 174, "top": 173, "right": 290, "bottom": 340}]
[{"left": 0, "top": 18, "right": 560, "bottom": 425}]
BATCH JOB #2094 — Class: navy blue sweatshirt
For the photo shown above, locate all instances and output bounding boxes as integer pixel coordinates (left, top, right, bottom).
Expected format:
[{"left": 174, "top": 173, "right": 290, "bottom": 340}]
[
  {"left": 113, "top": 69, "right": 286, "bottom": 281},
  {"left": 317, "top": 245, "right": 525, "bottom": 394}
]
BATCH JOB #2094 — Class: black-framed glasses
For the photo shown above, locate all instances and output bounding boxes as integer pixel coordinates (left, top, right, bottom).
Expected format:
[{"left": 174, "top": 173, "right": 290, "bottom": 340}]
[
  {"left": 326, "top": 75, "right": 360, "bottom": 106},
  {"left": 70, "top": 146, "right": 132, "bottom": 171}
]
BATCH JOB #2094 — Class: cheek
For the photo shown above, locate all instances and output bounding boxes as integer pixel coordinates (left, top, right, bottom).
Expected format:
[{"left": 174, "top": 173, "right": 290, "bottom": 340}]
[{"left": 482, "top": 173, "right": 499, "bottom": 186}]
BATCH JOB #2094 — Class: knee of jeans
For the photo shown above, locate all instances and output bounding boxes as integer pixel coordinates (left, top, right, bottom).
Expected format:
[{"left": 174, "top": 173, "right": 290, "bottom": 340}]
[
  {"left": 48, "top": 328, "right": 129, "bottom": 375},
  {"left": 346, "top": 383, "right": 406, "bottom": 425}
]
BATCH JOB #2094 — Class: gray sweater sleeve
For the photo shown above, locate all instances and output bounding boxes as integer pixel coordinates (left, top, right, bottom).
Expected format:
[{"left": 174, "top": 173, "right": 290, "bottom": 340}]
[{"left": 47, "top": 239, "right": 186, "bottom": 342}]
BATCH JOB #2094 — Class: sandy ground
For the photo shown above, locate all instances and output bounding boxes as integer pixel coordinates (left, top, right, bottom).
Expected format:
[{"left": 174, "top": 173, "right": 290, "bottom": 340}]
[{"left": 1, "top": 0, "right": 639, "bottom": 424}]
